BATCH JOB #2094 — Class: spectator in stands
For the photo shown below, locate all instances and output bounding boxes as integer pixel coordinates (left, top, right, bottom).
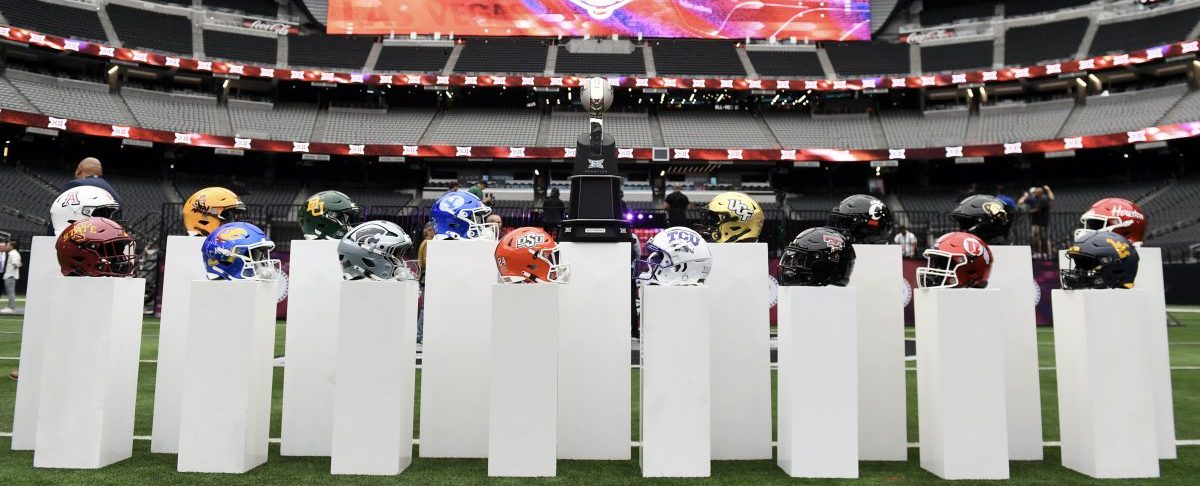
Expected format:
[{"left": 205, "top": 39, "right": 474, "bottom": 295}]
[
  {"left": 416, "top": 222, "right": 435, "bottom": 345},
  {"left": 542, "top": 188, "right": 565, "bottom": 235},
  {"left": 664, "top": 185, "right": 690, "bottom": 227},
  {"left": 1019, "top": 185, "right": 1055, "bottom": 257},
  {"left": 447, "top": 181, "right": 460, "bottom": 193},
  {"left": 469, "top": 181, "right": 494, "bottom": 205},
  {"left": 1, "top": 240, "right": 18, "bottom": 314},
  {"left": 64, "top": 157, "right": 120, "bottom": 201},
  {"left": 894, "top": 225, "right": 918, "bottom": 258},
  {"left": 995, "top": 185, "right": 1018, "bottom": 214},
  {"left": 487, "top": 214, "right": 504, "bottom": 237}
]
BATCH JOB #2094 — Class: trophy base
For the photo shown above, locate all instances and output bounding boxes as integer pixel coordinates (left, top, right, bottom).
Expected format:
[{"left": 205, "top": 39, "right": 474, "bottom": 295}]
[{"left": 557, "top": 219, "right": 630, "bottom": 243}]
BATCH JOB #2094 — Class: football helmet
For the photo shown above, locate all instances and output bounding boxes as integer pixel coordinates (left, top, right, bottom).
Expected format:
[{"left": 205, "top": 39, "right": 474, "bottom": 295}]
[
  {"left": 828, "top": 194, "right": 893, "bottom": 244},
  {"left": 917, "top": 231, "right": 994, "bottom": 289},
  {"left": 700, "top": 192, "right": 764, "bottom": 243},
  {"left": 50, "top": 186, "right": 119, "bottom": 236},
  {"left": 778, "top": 227, "right": 856, "bottom": 287},
  {"left": 495, "top": 227, "right": 569, "bottom": 284},
  {"left": 1077, "top": 198, "right": 1147, "bottom": 246},
  {"left": 55, "top": 217, "right": 137, "bottom": 277},
  {"left": 300, "top": 190, "right": 361, "bottom": 240},
  {"left": 201, "top": 222, "right": 281, "bottom": 281},
  {"left": 1061, "top": 230, "right": 1139, "bottom": 290},
  {"left": 951, "top": 194, "right": 1013, "bottom": 244},
  {"left": 431, "top": 191, "right": 498, "bottom": 240},
  {"left": 183, "top": 187, "right": 245, "bottom": 236},
  {"left": 635, "top": 227, "right": 713, "bottom": 286},
  {"left": 338, "top": 220, "right": 416, "bottom": 281}
]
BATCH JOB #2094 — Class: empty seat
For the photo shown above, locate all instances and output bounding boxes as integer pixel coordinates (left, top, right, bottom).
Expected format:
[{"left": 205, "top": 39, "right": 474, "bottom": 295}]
[
  {"left": 920, "top": 0, "right": 995, "bottom": 27},
  {"left": 228, "top": 100, "right": 317, "bottom": 141},
  {"left": 825, "top": 42, "right": 910, "bottom": 76},
  {"left": 746, "top": 50, "right": 824, "bottom": 77},
  {"left": 1005, "top": 0, "right": 1093, "bottom": 17},
  {"left": 374, "top": 45, "right": 453, "bottom": 72},
  {"left": 1088, "top": 8, "right": 1200, "bottom": 56},
  {"left": 555, "top": 47, "right": 646, "bottom": 76},
  {"left": 880, "top": 109, "right": 969, "bottom": 148},
  {"left": 454, "top": 38, "right": 549, "bottom": 74},
  {"left": 8, "top": 70, "right": 135, "bottom": 126},
  {"left": 658, "top": 111, "right": 776, "bottom": 149},
  {"left": 545, "top": 112, "right": 653, "bottom": 148},
  {"left": 921, "top": 41, "right": 994, "bottom": 73},
  {"left": 1058, "top": 84, "right": 1186, "bottom": 137},
  {"left": 107, "top": 4, "right": 193, "bottom": 55},
  {"left": 974, "top": 99, "right": 1074, "bottom": 144},
  {"left": 764, "top": 112, "right": 882, "bottom": 149},
  {"left": 203, "top": 30, "right": 278, "bottom": 65},
  {"left": 425, "top": 109, "right": 540, "bottom": 146},
  {"left": 321, "top": 108, "right": 434, "bottom": 144},
  {"left": 651, "top": 40, "right": 745, "bottom": 77},
  {"left": 0, "top": 0, "right": 108, "bottom": 42},
  {"left": 1004, "top": 17, "right": 1088, "bottom": 66},
  {"left": 123, "top": 89, "right": 229, "bottom": 135},
  {"left": 287, "top": 35, "right": 374, "bottom": 70}
]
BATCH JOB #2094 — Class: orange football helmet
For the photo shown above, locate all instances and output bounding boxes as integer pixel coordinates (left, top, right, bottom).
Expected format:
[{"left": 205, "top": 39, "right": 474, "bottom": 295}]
[
  {"left": 495, "top": 227, "right": 569, "bottom": 284},
  {"left": 182, "top": 187, "right": 246, "bottom": 236}
]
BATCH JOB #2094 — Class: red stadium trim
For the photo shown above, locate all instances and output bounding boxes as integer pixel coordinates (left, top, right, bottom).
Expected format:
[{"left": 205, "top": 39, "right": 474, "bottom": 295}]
[
  {"left": 1, "top": 25, "right": 1195, "bottom": 93},
  {"left": 2, "top": 107, "right": 1195, "bottom": 162}
]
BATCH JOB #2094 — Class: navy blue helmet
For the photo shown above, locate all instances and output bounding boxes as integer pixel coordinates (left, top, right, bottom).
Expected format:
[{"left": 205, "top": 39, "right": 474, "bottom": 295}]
[{"left": 1060, "top": 231, "right": 1139, "bottom": 290}]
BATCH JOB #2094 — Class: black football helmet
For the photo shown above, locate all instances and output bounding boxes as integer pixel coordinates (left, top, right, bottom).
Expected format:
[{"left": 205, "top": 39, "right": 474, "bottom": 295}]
[
  {"left": 828, "top": 194, "right": 893, "bottom": 244},
  {"left": 1060, "top": 231, "right": 1139, "bottom": 290},
  {"left": 779, "top": 227, "right": 856, "bottom": 287},
  {"left": 951, "top": 195, "right": 1013, "bottom": 245}
]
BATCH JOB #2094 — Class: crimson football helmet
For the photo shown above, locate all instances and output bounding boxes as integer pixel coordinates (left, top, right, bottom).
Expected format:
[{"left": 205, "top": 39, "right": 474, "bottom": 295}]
[
  {"left": 1077, "top": 198, "right": 1147, "bottom": 245},
  {"left": 917, "top": 231, "right": 993, "bottom": 289},
  {"left": 495, "top": 227, "right": 569, "bottom": 284},
  {"left": 55, "top": 217, "right": 138, "bottom": 277}
]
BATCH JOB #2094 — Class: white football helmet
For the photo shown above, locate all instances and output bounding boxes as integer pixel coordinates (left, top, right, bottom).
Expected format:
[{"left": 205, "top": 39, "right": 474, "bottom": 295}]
[
  {"left": 50, "top": 186, "right": 119, "bottom": 236},
  {"left": 635, "top": 227, "right": 713, "bottom": 286}
]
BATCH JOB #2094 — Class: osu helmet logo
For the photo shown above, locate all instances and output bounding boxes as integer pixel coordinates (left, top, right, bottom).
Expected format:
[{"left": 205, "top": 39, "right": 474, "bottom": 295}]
[
  {"left": 569, "top": 0, "right": 635, "bottom": 20},
  {"left": 515, "top": 232, "right": 546, "bottom": 249},
  {"left": 216, "top": 227, "right": 249, "bottom": 242}
]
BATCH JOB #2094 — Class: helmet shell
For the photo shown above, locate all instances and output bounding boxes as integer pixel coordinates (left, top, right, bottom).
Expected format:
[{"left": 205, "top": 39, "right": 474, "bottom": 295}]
[
  {"left": 51, "top": 186, "right": 119, "bottom": 237},
  {"left": 496, "top": 227, "right": 568, "bottom": 284},
  {"left": 951, "top": 194, "right": 1012, "bottom": 244},
  {"left": 917, "top": 231, "right": 994, "bottom": 289},
  {"left": 702, "top": 191, "right": 764, "bottom": 243},
  {"left": 56, "top": 217, "right": 137, "bottom": 277},
  {"left": 828, "top": 194, "right": 893, "bottom": 244},
  {"left": 431, "top": 191, "right": 497, "bottom": 240},
  {"left": 636, "top": 227, "right": 713, "bottom": 286},
  {"left": 779, "top": 227, "right": 856, "bottom": 287},
  {"left": 300, "top": 190, "right": 361, "bottom": 240},
  {"left": 183, "top": 187, "right": 245, "bottom": 236},
  {"left": 338, "top": 220, "right": 415, "bottom": 281},
  {"left": 1079, "top": 197, "right": 1147, "bottom": 245},
  {"left": 201, "top": 222, "right": 279, "bottom": 281},
  {"left": 1061, "top": 230, "right": 1139, "bottom": 289}
]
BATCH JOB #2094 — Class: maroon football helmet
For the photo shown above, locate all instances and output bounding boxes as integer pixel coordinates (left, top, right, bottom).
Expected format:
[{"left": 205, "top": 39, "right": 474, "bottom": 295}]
[{"left": 56, "top": 217, "right": 138, "bottom": 277}]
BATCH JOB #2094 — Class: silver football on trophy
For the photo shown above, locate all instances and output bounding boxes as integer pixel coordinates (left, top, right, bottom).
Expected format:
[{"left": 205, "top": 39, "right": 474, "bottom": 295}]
[{"left": 581, "top": 77, "right": 613, "bottom": 117}]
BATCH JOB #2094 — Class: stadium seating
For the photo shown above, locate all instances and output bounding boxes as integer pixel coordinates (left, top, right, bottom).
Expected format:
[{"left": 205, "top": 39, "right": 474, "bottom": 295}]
[
  {"left": 454, "top": 38, "right": 550, "bottom": 74},
  {"left": 658, "top": 111, "right": 778, "bottom": 149},
  {"left": 0, "top": 0, "right": 108, "bottom": 42},
  {"left": 1142, "top": 178, "right": 1200, "bottom": 233},
  {"left": 1004, "top": 0, "right": 1094, "bottom": 18},
  {"left": 920, "top": 0, "right": 995, "bottom": 27},
  {"left": 555, "top": 47, "right": 646, "bottom": 76},
  {"left": 1158, "top": 89, "right": 1200, "bottom": 125},
  {"left": 895, "top": 190, "right": 964, "bottom": 213},
  {"left": 545, "top": 112, "right": 654, "bottom": 148},
  {"left": 1004, "top": 18, "right": 1089, "bottom": 66},
  {"left": 1058, "top": 84, "right": 1187, "bottom": 138},
  {"left": 0, "top": 77, "right": 36, "bottom": 113},
  {"left": 375, "top": 45, "right": 454, "bottom": 72},
  {"left": 287, "top": 35, "right": 374, "bottom": 70},
  {"left": 825, "top": 42, "right": 911, "bottom": 76},
  {"left": 920, "top": 41, "right": 994, "bottom": 73},
  {"left": 106, "top": 4, "right": 194, "bottom": 56},
  {"left": 1051, "top": 180, "right": 1162, "bottom": 214},
  {"left": 1088, "top": 7, "right": 1200, "bottom": 56},
  {"left": 880, "top": 108, "right": 969, "bottom": 148},
  {"left": 650, "top": 40, "right": 745, "bottom": 77},
  {"left": 786, "top": 194, "right": 842, "bottom": 211},
  {"left": 203, "top": 30, "right": 278, "bottom": 65},
  {"left": 321, "top": 107, "right": 435, "bottom": 145},
  {"left": 424, "top": 109, "right": 540, "bottom": 146},
  {"left": 8, "top": 70, "right": 136, "bottom": 126},
  {"left": 123, "top": 88, "right": 229, "bottom": 136},
  {"left": 972, "top": 99, "right": 1074, "bottom": 144},
  {"left": 745, "top": 50, "right": 825, "bottom": 77},
  {"left": 0, "top": 165, "right": 53, "bottom": 232},
  {"left": 228, "top": 100, "right": 317, "bottom": 141},
  {"left": 100, "top": 172, "right": 171, "bottom": 222},
  {"left": 764, "top": 112, "right": 883, "bottom": 150},
  {"left": 204, "top": 0, "right": 278, "bottom": 18}
]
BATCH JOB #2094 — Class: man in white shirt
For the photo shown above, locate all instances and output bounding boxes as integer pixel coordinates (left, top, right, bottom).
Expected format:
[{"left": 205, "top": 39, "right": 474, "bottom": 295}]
[
  {"left": 893, "top": 225, "right": 918, "bottom": 258},
  {"left": 2, "top": 240, "right": 20, "bottom": 313}
]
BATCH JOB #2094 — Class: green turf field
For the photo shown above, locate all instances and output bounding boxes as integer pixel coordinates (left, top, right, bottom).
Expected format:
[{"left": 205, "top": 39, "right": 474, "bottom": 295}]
[{"left": 1, "top": 310, "right": 1199, "bottom": 484}]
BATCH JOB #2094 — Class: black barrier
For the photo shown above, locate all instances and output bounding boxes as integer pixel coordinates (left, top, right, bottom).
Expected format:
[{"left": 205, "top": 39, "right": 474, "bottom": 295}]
[{"left": 1164, "top": 263, "right": 1200, "bottom": 305}]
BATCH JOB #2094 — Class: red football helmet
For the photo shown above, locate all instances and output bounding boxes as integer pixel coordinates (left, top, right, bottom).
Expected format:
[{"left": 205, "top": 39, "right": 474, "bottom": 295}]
[
  {"left": 1078, "top": 198, "right": 1147, "bottom": 245},
  {"left": 56, "top": 217, "right": 138, "bottom": 277},
  {"left": 495, "top": 227, "right": 569, "bottom": 284},
  {"left": 917, "top": 231, "right": 993, "bottom": 289}
]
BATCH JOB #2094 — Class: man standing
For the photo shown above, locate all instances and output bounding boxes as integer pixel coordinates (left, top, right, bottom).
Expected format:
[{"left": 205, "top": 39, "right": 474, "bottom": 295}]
[
  {"left": 893, "top": 225, "right": 918, "bottom": 258},
  {"left": 486, "top": 214, "right": 504, "bottom": 238},
  {"left": 416, "top": 222, "right": 435, "bottom": 345},
  {"left": 664, "top": 185, "right": 690, "bottom": 227},
  {"left": 64, "top": 157, "right": 120, "bottom": 201},
  {"left": 542, "top": 188, "right": 565, "bottom": 235},
  {"left": 1, "top": 240, "right": 19, "bottom": 314},
  {"left": 1019, "top": 185, "right": 1055, "bottom": 257},
  {"left": 468, "top": 181, "right": 494, "bottom": 205}
]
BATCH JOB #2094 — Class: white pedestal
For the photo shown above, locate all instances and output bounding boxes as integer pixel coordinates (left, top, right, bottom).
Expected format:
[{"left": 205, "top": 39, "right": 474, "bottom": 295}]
[
  {"left": 704, "top": 243, "right": 772, "bottom": 460},
  {"left": 281, "top": 239, "right": 342, "bottom": 457},
  {"left": 488, "top": 284, "right": 559, "bottom": 477},
  {"left": 1052, "top": 289, "right": 1159, "bottom": 478},
  {"left": 915, "top": 288, "right": 1009, "bottom": 480},
  {"left": 1060, "top": 247, "right": 1173, "bottom": 459},
  {"left": 988, "top": 246, "right": 1043, "bottom": 460},
  {"left": 150, "top": 235, "right": 206, "bottom": 454},
  {"left": 555, "top": 242, "right": 632, "bottom": 460},
  {"left": 776, "top": 286, "right": 858, "bottom": 478},
  {"left": 418, "top": 238, "right": 497, "bottom": 458},
  {"left": 33, "top": 277, "right": 145, "bottom": 468},
  {"left": 11, "top": 236, "right": 60, "bottom": 451},
  {"left": 177, "top": 280, "right": 277, "bottom": 473},
  {"left": 330, "top": 280, "right": 419, "bottom": 475},
  {"left": 847, "top": 244, "right": 907, "bottom": 460},
  {"left": 640, "top": 285, "right": 711, "bottom": 478}
]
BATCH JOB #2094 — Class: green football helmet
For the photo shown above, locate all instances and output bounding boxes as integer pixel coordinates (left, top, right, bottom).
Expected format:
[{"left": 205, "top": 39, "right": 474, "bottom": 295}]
[{"left": 299, "top": 190, "right": 361, "bottom": 240}]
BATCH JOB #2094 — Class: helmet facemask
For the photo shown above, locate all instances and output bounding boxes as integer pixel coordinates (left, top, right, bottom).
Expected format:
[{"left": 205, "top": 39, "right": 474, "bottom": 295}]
[
  {"left": 85, "top": 203, "right": 120, "bottom": 220},
  {"left": 1076, "top": 213, "right": 1132, "bottom": 242},
  {"left": 460, "top": 206, "right": 499, "bottom": 240},
  {"left": 220, "top": 241, "right": 281, "bottom": 281},
  {"left": 916, "top": 250, "right": 964, "bottom": 288},
  {"left": 538, "top": 245, "right": 570, "bottom": 283}
]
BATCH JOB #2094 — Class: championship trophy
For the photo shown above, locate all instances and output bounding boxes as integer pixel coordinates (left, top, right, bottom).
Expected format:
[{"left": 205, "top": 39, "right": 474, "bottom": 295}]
[{"left": 558, "top": 77, "right": 630, "bottom": 242}]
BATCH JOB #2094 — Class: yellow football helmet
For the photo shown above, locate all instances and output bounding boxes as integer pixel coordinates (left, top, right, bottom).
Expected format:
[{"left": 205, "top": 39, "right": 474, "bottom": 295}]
[
  {"left": 703, "top": 192, "right": 764, "bottom": 243},
  {"left": 182, "top": 187, "right": 246, "bottom": 236}
]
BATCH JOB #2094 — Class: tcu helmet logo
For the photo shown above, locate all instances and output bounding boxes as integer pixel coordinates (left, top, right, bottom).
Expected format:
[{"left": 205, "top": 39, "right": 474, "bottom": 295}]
[
  {"left": 568, "top": 0, "right": 635, "bottom": 20},
  {"left": 726, "top": 198, "right": 755, "bottom": 222},
  {"left": 514, "top": 232, "right": 546, "bottom": 249},
  {"left": 823, "top": 234, "right": 845, "bottom": 252}
]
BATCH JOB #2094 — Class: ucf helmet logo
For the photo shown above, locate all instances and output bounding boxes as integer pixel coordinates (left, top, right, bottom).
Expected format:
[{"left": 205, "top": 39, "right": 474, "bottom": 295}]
[
  {"left": 568, "top": 0, "right": 635, "bottom": 20},
  {"left": 726, "top": 198, "right": 755, "bottom": 222}
]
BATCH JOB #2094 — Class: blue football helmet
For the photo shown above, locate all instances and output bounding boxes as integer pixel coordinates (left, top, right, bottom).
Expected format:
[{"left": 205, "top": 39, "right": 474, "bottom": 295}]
[
  {"left": 431, "top": 191, "right": 498, "bottom": 240},
  {"left": 202, "top": 222, "right": 281, "bottom": 281}
]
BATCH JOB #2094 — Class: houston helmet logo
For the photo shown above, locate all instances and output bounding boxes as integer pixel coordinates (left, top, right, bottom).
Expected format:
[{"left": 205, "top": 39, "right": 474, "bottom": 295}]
[
  {"left": 569, "top": 0, "right": 635, "bottom": 20},
  {"left": 726, "top": 198, "right": 755, "bottom": 222}
]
